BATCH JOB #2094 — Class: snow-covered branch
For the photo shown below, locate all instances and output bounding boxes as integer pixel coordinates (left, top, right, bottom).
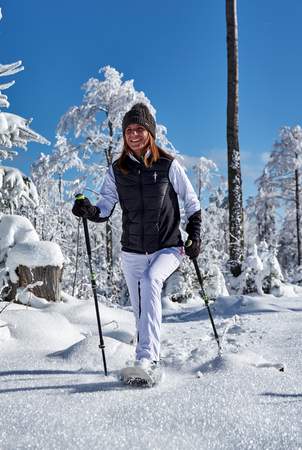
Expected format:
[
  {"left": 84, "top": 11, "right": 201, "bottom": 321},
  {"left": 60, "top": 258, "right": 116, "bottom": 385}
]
[{"left": 0, "top": 166, "right": 39, "bottom": 211}]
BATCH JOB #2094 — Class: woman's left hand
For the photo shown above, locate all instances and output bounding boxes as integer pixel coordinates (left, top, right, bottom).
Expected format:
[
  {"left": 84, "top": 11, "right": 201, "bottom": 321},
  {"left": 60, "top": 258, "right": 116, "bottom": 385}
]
[{"left": 184, "top": 238, "right": 201, "bottom": 259}]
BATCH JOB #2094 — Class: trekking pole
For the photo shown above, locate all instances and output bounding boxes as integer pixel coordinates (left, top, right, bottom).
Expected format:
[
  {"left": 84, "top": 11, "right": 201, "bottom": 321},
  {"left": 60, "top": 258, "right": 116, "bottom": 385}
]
[
  {"left": 76, "top": 194, "right": 108, "bottom": 376},
  {"left": 191, "top": 256, "right": 222, "bottom": 354}
]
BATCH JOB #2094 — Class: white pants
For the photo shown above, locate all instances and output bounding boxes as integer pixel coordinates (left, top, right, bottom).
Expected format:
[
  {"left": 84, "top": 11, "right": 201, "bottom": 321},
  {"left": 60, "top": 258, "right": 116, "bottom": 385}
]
[{"left": 121, "top": 247, "right": 183, "bottom": 361}]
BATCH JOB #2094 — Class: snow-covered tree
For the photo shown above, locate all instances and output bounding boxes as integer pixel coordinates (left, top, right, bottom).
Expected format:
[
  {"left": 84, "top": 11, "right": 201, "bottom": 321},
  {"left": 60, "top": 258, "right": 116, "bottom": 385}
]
[
  {"left": 277, "top": 207, "right": 298, "bottom": 276},
  {"left": 235, "top": 241, "right": 284, "bottom": 296},
  {"left": 0, "top": 166, "right": 38, "bottom": 213},
  {"left": 0, "top": 54, "right": 49, "bottom": 159},
  {"left": 201, "top": 186, "right": 229, "bottom": 268},
  {"left": 0, "top": 9, "right": 49, "bottom": 215},
  {"left": 266, "top": 125, "right": 302, "bottom": 266},
  {"left": 244, "top": 196, "right": 258, "bottom": 251},
  {"left": 0, "top": 60, "right": 24, "bottom": 161},
  {"left": 192, "top": 156, "right": 218, "bottom": 202},
  {"left": 239, "top": 244, "right": 264, "bottom": 295},
  {"left": 254, "top": 168, "right": 278, "bottom": 246},
  {"left": 259, "top": 241, "right": 284, "bottom": 295},
  {"left": 0, "top": 113, "right": 49, "bottom": 154}
]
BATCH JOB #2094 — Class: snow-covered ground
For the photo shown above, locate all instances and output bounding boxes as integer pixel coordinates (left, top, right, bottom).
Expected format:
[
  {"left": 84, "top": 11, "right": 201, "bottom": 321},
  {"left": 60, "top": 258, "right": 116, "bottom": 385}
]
[{"left": 0, "top": 292, "right": 302, "bottom": 450}]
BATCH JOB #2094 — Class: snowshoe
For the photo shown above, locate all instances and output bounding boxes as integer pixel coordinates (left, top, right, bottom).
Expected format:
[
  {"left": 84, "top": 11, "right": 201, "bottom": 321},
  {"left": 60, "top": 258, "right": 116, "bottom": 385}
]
[{"left": 120, "top": 360, "right": 162, "bottom": 387}]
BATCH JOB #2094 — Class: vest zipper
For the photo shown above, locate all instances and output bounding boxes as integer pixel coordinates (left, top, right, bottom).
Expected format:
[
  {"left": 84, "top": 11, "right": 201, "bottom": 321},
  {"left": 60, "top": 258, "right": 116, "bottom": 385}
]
[{"left": 138, "top": 168, "right": 145, "bottom": 252}]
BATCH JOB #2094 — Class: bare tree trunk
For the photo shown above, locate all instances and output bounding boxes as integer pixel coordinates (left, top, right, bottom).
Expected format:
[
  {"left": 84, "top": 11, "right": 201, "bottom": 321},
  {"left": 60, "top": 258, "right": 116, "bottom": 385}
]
[
  {"left": 226, "top": 0, "right": 244, "bottom": 276},
  {"left": 295, "top": 165, "right": 301, "bottom": 265}
]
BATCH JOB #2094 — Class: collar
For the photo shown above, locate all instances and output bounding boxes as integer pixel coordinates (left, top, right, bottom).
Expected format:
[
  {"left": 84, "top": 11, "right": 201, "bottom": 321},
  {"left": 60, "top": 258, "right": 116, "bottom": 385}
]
[{"left": 128, "top": 149, "right": 151, "bottom": 164}]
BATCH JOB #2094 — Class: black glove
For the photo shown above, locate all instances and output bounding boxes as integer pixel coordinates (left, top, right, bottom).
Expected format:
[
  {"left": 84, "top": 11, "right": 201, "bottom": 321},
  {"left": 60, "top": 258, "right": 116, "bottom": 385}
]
[
  {"left": 186, "top": 210, "right": 201, "bottom": 239},
  {"left": 72, "top": 195, "right": 101, "bottom": 222},
  {"left": 185, "top": 210, "right": 202, "bottom": 259},
  {"left": 185, "top": 238, "right": 201, "bottom": 259}
]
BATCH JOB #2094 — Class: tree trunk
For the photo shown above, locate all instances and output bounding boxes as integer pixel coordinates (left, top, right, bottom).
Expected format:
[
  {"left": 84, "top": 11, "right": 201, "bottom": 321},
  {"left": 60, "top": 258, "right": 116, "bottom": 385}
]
[
  {"left": 5, "top": 265, "right": 63, "bottom": 302},
  {"left": 226, "top": 0, "right": 244, "bottom": 276},
  {"left": 295, "top": 166, "right": 301, "bottom": 265}
]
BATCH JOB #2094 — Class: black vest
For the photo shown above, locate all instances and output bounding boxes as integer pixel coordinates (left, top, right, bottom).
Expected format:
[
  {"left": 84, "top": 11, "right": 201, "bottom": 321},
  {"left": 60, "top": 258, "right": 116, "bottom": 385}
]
[{"left": 113, "top": 156, "right": 183, "bottom": 254}]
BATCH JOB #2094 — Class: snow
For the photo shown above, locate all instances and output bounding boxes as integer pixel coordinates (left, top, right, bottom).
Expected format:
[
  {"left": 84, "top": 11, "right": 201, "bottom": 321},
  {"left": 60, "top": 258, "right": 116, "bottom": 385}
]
[
  {"left": 0, "top": 292, "right": 301, "bottom": 449},
  {"left": 0, "top": 214, "right": 39, "bottom": 263},
  {"left": 0, "top": 319, "right": 10, "bottom": 342},
  {"left": 6, "top": 241, "right": 64, "bottom": 282},
  {"left": 0, "top": 214, "right": 64, "bottom": 284},
  {"left": 0, "top": 112, "right": 50, "bottom": 149},
  {"left": 17, "top": 287, "right": 50, "bottom": 308},
  {"left": 0, "top": 166, "right": 39, "bottom": 208}
]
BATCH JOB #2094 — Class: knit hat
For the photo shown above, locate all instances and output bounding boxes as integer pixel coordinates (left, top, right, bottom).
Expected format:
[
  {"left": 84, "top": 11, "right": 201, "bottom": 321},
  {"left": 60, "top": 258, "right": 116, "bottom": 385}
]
[{"left": 122, "top": 103, "right": 156, "bottom": 139}]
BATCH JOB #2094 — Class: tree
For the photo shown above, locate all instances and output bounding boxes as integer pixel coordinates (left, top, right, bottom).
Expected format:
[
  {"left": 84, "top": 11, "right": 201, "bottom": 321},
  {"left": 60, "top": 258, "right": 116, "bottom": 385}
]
[
  {"left": 192, "top": 156, "right": 218, "bottom": 202},
  {"left": 254, "top": 168, "right": 278, "bottom": 246},
  {"left": 266, "top": 125, "right": 302, "bottom": 266},
  {"left": 244, "top": 196, "right": 258, "bottom": 250},
  {"left": 0, "top": 8, "right": 49, "bottom": 212},
  {"left": 277, "top": 207, "right": 298, "bottom": 275},
  {"left": 201, "top": 186, "right": 229, "bottom": 266},
  {"left": 0, "top": 166, "right": 38, "bottom": 213},
  {"left": 226, "top": 0, "right": 244, "bottom": 276}
]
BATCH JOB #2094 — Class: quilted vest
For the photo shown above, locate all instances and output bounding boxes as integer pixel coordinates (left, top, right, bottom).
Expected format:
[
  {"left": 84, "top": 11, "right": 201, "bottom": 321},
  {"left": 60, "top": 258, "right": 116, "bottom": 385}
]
[{"left": 113, "top": 156, "right": 183, "bottom": 253}]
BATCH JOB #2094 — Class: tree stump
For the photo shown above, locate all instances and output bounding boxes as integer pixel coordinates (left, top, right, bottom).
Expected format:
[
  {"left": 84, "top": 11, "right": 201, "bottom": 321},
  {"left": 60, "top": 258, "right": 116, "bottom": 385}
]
[{"left": 4, "top": 265, "right": 63, "bottom": 302}]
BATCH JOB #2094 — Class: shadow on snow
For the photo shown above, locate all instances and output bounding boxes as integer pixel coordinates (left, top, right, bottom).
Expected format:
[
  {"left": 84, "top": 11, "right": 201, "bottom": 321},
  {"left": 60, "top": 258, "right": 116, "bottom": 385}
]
[{"left": 0, "top": 369, "right": 130, "bottom": 393}]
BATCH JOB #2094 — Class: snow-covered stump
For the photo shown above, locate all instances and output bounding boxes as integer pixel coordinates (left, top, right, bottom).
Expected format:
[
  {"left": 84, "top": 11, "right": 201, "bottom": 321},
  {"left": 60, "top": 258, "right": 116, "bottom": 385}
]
[
  {"left": 8, "top": 265, "right": 63, "bottom": 302},
  {"left": 6, "top": 241, "right": 64, "bottom": 303}
]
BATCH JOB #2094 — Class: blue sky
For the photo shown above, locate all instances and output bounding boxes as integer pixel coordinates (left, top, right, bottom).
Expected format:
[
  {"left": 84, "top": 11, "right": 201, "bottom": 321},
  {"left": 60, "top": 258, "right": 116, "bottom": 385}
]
[{"left": 1, "top": 0, "right": 302, "bottom": 200}]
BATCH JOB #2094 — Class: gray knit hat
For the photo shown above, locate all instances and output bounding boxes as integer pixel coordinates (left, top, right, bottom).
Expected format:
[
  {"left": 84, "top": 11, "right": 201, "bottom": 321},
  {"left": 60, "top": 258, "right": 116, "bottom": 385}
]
[{"left": 122, "top": 103, "right": 156, "bottom": 139}]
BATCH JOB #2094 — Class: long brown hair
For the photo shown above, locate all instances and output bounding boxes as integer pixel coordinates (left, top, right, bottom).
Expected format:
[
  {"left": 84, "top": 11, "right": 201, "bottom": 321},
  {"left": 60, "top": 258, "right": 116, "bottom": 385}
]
[{"left": 117, "top": 133, "right": 173, "bottom": 174}]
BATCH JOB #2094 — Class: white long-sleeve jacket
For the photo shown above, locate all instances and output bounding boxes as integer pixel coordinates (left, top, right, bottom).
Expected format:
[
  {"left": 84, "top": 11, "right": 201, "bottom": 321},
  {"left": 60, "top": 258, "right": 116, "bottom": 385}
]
[{"left": 96, "top": 157, "right": 200, "bottom": 221}]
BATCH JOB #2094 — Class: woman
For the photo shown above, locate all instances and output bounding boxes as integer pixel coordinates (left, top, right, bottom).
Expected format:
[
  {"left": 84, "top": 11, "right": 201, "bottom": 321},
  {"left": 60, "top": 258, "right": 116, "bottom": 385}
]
[{"left": 72, "top": 103, "right": 201, "bottom": 372}]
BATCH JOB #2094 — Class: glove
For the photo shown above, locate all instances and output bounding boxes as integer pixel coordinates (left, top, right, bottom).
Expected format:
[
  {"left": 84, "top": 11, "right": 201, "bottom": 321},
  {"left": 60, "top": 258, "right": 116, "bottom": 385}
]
[
  {"left": 185, "top": 210, "right": 202, "bottom": 259},
  {"left": 72, "top": 195, "right": 101, "bottom": 222},
  {"left": 185, "top": 238, "right": 201, "bottom": 259},
  {"left": 186, "top": 210, "right": 201, "bottom": 239}
]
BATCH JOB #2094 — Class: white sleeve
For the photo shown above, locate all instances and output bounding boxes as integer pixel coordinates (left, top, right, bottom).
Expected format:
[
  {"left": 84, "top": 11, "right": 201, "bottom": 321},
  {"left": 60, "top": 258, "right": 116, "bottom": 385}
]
[
  {"left": 96, "top": 165, "right": 119, "bottom": 218},
  {"left": 169, "top": 159, "right": 201, "bottom": 218}
]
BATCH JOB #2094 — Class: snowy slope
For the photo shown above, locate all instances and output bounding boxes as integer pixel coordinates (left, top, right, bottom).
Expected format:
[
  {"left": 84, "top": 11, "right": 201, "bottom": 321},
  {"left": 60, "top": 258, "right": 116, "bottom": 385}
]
[{"left": 0, "top": 293, "right": 301, "bottom": 449}]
